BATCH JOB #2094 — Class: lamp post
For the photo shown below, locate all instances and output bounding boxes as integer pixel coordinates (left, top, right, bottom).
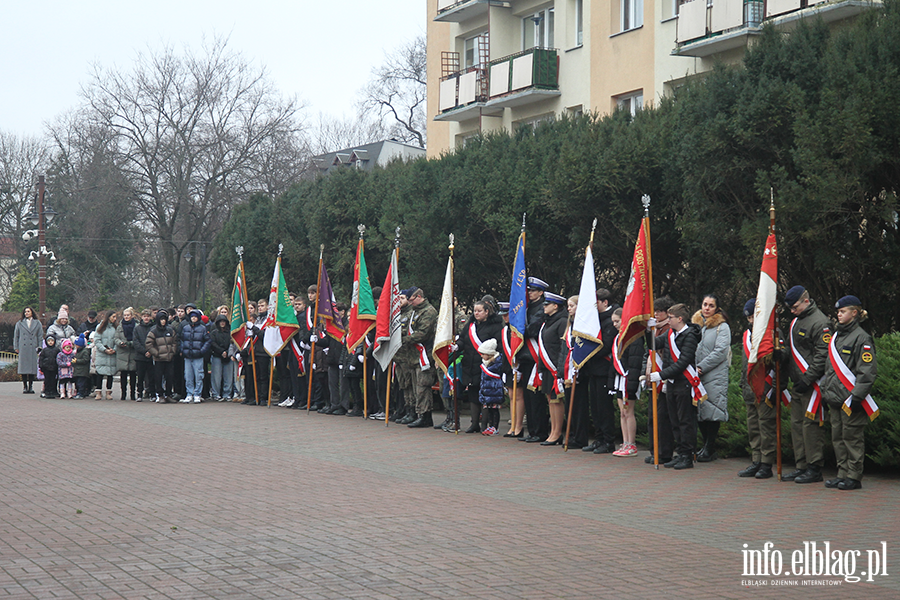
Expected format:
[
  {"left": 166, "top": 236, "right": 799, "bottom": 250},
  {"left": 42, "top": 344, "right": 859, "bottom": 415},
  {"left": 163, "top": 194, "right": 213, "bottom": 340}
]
[
  {"left": 183, "top": 241, "right": 208, "bottom": 310},
  {"left": 22, "top": 175, "right": 58, "bottom": 320}
]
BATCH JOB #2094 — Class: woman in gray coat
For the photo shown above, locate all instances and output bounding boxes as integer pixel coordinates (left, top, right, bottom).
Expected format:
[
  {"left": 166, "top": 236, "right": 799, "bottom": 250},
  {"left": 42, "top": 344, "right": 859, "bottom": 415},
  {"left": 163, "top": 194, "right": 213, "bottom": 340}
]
[
  {"left": 692, "top": 294, "right": 731, "bottom": 462},
  {"left": 13, "top": 306, "right": 43, "bottom": 394},
  {"left": 114, "top": 307, "right": 139, "bottom": 400},
  {"left": 93, "top": 310, "right": 119, "bottom": 400}
]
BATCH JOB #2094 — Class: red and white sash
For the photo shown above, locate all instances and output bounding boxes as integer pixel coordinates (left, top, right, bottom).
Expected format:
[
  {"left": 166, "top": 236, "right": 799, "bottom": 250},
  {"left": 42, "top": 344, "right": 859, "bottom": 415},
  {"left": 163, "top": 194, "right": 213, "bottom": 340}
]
[
  {"left": 788, "top": 318, "right": 824, "bottom": 422},
  {"left": 668, "top": 328, "right": 707, "bottom": 406},
  {"left": 290, "top": 338, "right": 306, "bottom": 375},
  {"left": 526, "top": 337, "right": 542, "bottom": 391},
  {"left": 408, "top": 318, "right": 431, "bottom": 371},
  {"left": 562, "top": 325, "right": 575, "bottom": 384},
  {"left": 743, "top": 330, "right": 791, "bottom": 410},
  {"left": 828, "top": 334, "right": 879, "bottom": 421},
  {"left": 537, "top": 323, "right": 562, "bottom": 396},
  {"left": 468, "top": 322, "right": 484, "bottom": 353},
  {"left": 306, "top": 306, "right": 315, "bottom": 330},
  {"left": 480, "top": 362, "right": 502, "bottom": 380},
  {"left": 611, "top": 334, "right": 627, "bottom": 397}
]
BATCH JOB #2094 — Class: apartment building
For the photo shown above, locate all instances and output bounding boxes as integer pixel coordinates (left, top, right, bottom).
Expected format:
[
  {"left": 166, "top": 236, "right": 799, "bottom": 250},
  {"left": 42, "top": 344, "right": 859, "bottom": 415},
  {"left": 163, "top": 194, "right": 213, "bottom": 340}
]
[{"left": 426, "top": 0, "right": 879, "bottom": 157}]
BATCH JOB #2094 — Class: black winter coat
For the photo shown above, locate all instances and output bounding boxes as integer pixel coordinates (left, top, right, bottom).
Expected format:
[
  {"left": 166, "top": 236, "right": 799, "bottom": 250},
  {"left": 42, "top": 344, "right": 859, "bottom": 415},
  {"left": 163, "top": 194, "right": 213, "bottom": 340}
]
[
  {"left": 609, "top": 336, "right": 645, "bottom": 399},
  {"left": 210, "top": 316, "right": 233, "bottom": 362},
  {"left": 658, "top": 324, "right": 701, "bottom": 382},
  {"left": 459, "top": 313, "right": 504, "bottom": 388}
]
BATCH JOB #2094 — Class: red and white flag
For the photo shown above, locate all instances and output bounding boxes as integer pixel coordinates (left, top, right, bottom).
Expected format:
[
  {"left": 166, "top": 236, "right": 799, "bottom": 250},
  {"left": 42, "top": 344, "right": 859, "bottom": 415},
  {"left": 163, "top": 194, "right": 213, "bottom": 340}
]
[
  {"left": 617, "top": 215, "right": 653, "bottom": 357},
  {"left": 432, "top": 255, "right": 454, "bottom": 375},
  {"left": 373, "top": 250, "right": 402, "bottom": 371},
  {"left": 748, "top": 232, "right": 778, "bottom": 400}
]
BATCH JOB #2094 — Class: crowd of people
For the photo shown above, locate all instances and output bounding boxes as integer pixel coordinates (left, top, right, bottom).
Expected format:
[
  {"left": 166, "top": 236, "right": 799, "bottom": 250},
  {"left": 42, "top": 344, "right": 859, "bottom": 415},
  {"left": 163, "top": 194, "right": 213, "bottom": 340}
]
[{"left": 11, "top": 279, "right": 877, "bottom": 490}]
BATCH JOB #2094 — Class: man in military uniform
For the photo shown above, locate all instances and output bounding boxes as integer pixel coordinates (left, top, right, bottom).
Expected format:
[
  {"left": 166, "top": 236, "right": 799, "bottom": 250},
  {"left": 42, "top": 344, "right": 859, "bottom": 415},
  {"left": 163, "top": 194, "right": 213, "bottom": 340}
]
[
  {"left": 400, "top": 288, "right": 438, "bottom": 428},
  {"left": 390, "top": 290, "right": 414, "bottom": 422},
  {"left": 782, "top": 285, "right": 830, "bottom": 484},
  {"left": 738, "top": 299, "right": 777, "bottom": 479}
]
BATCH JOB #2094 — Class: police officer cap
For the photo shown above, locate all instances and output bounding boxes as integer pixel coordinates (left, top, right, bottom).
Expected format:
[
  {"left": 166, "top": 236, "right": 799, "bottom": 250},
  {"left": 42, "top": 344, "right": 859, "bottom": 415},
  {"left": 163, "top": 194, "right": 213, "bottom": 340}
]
[
  {"left": 497, "top": 301, "right": 510, "bottom": 315},
  {"left": 544, "top": 292, "right": 566, "bottom": 305},
  {"left": 835, "top": 295, "right": 861, "bottom": 309},
  {"left": 783, "top": 285, "right": 805, "bottom": 307},
  {"left": 743, "top": 299, "right": 755, "bottom": 317},
  {"left": 527, "top": 277, "right": 549, "bottom": 291}
]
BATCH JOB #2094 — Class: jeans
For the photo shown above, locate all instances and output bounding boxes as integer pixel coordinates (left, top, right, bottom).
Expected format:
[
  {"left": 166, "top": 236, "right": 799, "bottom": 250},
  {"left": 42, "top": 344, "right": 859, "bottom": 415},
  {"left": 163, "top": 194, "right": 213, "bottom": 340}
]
[
  {"left": 210, "top": 357, "right": 234, "bottom": 399},
  {"left": 184, "top": 357, "right": 205, "bottom": 398}
]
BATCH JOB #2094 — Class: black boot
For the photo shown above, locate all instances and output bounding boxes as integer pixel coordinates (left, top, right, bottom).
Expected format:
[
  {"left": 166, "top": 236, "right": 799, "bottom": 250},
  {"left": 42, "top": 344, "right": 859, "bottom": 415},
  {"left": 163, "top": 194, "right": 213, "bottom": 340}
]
[
  {"left": 466, "top": 402, "right": 481, "bottom": 433},
  {"left": 794, "top": 465, "right": 823, "bottom": 484},
  {"left": 738, "top": 462, "right": 761, "bottom": 477},
  {"left": 408, "top": 411, "right": 433, "bottom": 428},
  {"left": 673, "top": 455, "right": 694, "bottom": 470},
  {"left": 754, "top": 463, "right": 773, "bottom": 479}
]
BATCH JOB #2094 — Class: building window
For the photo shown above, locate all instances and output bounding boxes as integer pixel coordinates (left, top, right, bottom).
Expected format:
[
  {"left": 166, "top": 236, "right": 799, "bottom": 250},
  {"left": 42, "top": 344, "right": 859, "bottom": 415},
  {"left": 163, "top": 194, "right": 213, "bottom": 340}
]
[
  {"left": 523, "top": 7, "right": 555, "bottom": 50},
  {"left": 514, "top": 112, "right": 556, "bottom": 133},
  {"left": 576, "top": 0, "right": 583, "bottom": 45},
  {"left": 464, "top": 32, "right": 487, "bottom": 69},
  {"left": 616, "top": 91, "right": 644, "bottom": 116},
  {"left": 621, "top": 0, "right": 643, "bottom": 32}
]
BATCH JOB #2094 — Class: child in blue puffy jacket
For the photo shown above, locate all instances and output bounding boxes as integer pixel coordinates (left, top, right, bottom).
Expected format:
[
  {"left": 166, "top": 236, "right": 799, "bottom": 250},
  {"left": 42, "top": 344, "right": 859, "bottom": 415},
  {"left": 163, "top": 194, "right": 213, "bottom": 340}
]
[{"left": 477, "top": 339, "right": 505, "bottom": 435}]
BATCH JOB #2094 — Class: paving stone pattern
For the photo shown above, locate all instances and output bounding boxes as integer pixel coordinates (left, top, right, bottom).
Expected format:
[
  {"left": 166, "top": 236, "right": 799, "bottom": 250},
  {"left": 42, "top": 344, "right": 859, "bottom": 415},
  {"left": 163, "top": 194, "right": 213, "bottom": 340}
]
[{"left": 0, "top": 383, "right": 897, "bottom": 599}]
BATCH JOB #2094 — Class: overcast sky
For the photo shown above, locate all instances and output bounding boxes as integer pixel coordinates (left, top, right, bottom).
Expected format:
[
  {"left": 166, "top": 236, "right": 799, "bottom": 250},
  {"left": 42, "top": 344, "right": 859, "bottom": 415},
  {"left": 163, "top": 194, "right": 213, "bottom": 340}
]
[{"left": 0, "top": 0, "right": 425, "bottom": 138}]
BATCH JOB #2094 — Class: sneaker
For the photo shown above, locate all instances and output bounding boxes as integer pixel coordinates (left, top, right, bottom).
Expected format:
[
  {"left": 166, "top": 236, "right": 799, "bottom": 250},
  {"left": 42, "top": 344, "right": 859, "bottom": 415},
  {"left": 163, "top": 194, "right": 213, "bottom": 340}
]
[
  {"left": 623, "top": 443, "right": 637, "bottom": 456},
  {"left": 369, "top": 412, "right": 386, "bottom": 420},
  {"left": 193, "top": 396, "right": 201, "bottom": 403},
  {"left": 613, "top": 447, "right": 627, "bottom": 457},
  {"left": 484, "top": 426, "right": 497, "bottom": 436},
  {"left": 155, "top": 395, "right": 163, "bottom": 403},
  {"left": 135, "top": 397, "right": 142, "bottom": 402},
  {"left": 179, "top": 396, "right": 191, "bottom": 403},
  {"left": 217, "top": 397, "right": 226, "bottom": 402}
]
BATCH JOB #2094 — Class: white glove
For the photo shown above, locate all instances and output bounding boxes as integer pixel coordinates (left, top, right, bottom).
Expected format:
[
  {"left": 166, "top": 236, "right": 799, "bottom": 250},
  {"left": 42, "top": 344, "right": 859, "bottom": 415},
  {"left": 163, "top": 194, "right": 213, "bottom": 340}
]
[
  {"left": 312, "top": 363, "right": 316, "bottom": 370},
  {"left": 338, "top": 364, "right": 343, "bottom": 370},
  {"left": 300, "top": 342, "right": 311, "bottom": 351},
  {"left": 322, "top": 347, "right": 329, "bottom": 354},
  {"left": 639, "top": 375, "right": 647, "bottom": 384},
  {"left": 647, "top": 317, "right": 657, "bottom": 328},
  {"left": 450, "top": 343, "right": 458, "bottom": 352},
  {"left": 310, "top": 334, "right": 318, "bottom": 343},
  {"left": 557, "top": 379, "right": 565, "bottom": 391},
  {"left": 349, "top": 365, "right": 356, "bottom": 371},
  {"left": 649, "top": 372, "right": 662, "bottom": 383},
  {"left": 357, "top": 354, "right": 364, "bottom": 363},
  {"left": 246, "top": 321, "right": 253, "bottom": 330},
  {"left": 515, "top": 371, "right": 522, "bottom": 383}
]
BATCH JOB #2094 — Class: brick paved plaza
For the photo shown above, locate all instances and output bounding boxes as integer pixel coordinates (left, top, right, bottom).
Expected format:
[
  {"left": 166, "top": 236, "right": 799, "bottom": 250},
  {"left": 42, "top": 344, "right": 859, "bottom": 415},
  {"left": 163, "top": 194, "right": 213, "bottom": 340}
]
[{"left": 0, "top": 383, "right": 897, "bottom": 599}]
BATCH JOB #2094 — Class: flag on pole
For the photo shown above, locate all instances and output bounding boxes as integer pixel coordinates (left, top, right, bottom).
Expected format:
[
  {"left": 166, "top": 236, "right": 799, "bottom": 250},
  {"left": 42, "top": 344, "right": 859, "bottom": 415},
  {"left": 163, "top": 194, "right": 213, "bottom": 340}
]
[
  {"left": 748, "top": 232, "right": 778, "bottom": 399},
  {"left": 347, "top": 238, "right": 376, "bottom": 351},
  {"left": 507, "top": 231, "right": 527, "bottom": 360},
  {"left": 373, "top": 250, "right": 402, "bottom": 371},
  {"left": 317, "top": 261, "right": 346, "bottom": 341},
  {"left": 617, "top": 216, "right": 653, "bottom": 357},
  {"left": 572, "top": 245, "right": 603, "bottom": 368},
  {"left": 230, "top": 262, "right": 249, "bottom": 348},
  {"left": 263, "top": 255, "right": 300, "bottom": 357},
  {"left": 432, "top": 254, "right": 454, "bottom": 375}
]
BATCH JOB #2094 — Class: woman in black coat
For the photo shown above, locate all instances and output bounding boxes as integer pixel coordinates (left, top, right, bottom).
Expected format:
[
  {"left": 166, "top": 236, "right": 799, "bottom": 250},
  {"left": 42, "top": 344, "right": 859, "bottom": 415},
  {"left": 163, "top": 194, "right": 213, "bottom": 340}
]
[{"left": 458, "top": 299, "right": 504, "bottom": 433}]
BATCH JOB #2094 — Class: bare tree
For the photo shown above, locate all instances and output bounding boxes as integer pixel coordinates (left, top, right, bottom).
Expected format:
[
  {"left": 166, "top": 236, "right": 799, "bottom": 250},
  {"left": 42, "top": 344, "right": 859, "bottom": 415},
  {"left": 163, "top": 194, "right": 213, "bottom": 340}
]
[
  {"left": 361, "top": 36, "right": 427, "bottom": 148},
  {"left": 308, "top": 112, "right": 387, "bottom": 156},
  {"left": 71, "top": 38, "right": 306, "bottom": 304},
  {"left": 0, "top": 132, "right": 50, "bottom": 295}
]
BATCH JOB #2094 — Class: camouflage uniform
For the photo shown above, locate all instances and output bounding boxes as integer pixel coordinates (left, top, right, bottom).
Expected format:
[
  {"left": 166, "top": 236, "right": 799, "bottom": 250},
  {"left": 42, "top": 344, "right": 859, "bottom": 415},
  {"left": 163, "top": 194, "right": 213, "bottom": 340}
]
[
  {"left": 400, "top": 299, "right": 438, "bottom": 417},
  {"left": 391, "top": 304, "right": 414, "bottom": 417}
]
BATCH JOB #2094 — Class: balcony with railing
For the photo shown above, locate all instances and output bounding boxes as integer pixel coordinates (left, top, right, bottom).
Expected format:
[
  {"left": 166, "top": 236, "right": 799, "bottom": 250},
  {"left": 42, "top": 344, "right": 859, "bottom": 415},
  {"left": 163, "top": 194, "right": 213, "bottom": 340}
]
[
  {"left": 435, "top": 0, "right": 511, "bottom": 23},
  {"left": 673, "top": 0, "right": 876, "bottom": 58},
  {"left": 436, "top": 47, "right": 560, "bottom": 121}
]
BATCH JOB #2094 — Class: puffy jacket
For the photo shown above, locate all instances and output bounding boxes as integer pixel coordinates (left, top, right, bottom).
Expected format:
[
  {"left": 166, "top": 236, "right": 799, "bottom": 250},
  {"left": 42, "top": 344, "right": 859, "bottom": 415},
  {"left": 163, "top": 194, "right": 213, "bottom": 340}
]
[
  {"left": 47, "top": 321, "right": 75, "bottom": 343},
  {"left": 210, "top": 315, "right": 233, "bottom": 363},
  {"left": 73, "top": 346, "right": 92, "bottom": 378},
  {"left": 146, "top": 313, "right": 177, "bottom": 362},
  {"left": 39, "top": 342, "right": 60, "bottom": 373},
  {"left": 478, "top": 356, "right": 505, "bottom": 405},
  {"left": 692, "top": 311, "right": 731, "bottom": 422},
  {"left": 114, "top": 319, "right": 139, "bottom": 372},
  {"left": 179, "top": 311, "right": 211, "bottom": 359},
  {"left": 93, "top": 324, "right": 118, "bottom": 376}
]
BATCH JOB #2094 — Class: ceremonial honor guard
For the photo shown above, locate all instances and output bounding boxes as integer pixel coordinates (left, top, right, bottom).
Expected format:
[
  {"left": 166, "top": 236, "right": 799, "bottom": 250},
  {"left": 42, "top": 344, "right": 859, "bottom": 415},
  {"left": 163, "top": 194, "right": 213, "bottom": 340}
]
[
  {"left": 537, "top": 292, "right": 569, "bottom": 445},
  {"left": 738, "top": 299, "right": 777, "bottom": 478},
  {"left": 649, "top": 303, "right": 703, "bottom": 470},
  {"left": 520, "top": 277, "right": 550, "bottom": 443},
  {"left": 582, "top": 289, "right": 619, "bottom": 454},
  {"left": 782, "top": 285, "right": 830, "bottom": 483},
  {"left": 400, "top": 288, "right": 438, "bottom": 428},
  {"left": 820, "top": 296, "right": 878, "bottom": 490}
]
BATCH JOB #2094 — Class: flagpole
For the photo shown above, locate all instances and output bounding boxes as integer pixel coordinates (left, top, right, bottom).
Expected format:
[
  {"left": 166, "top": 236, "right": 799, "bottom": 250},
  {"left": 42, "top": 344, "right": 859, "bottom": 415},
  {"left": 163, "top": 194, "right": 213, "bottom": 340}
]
[
  {"left": 385, "top": 227, "right": 400, "bottom": 427},
  {"left": 769, "top": 189, "right": 783, "bottom": 481},
  {"left": 359, "top": 225, "right": 369, "bottom": 419},
  {"left": 565, "top": 218, "right": 596, "bottom": 451},
  {"left": 307, "top": 244, "right": 324, "bottom": 413},
  {"left": 236, "top": 246, "right": 260, "bottom": 407},
  {"left": 448, "top": 234, "right": 459, "bottom": 434},
  {"left": 641, "top": 195, "right": 660, "bottom": 470},
  {"left": 510, "top": 213, "right": 525, "bottom": 438}
]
